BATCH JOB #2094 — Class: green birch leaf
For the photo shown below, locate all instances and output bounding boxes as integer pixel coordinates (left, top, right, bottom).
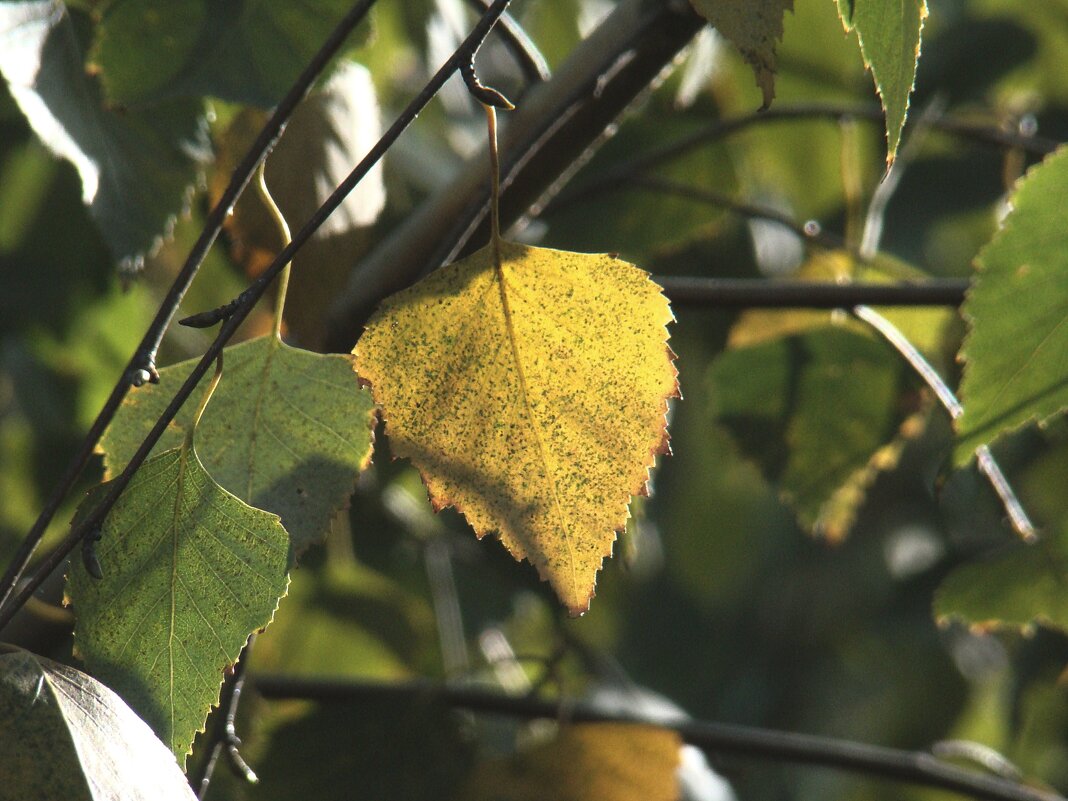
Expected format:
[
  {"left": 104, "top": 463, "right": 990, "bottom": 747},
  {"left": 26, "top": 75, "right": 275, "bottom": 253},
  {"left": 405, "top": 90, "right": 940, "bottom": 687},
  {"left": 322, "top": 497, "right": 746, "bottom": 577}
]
[
  {"left": 0, "top": 1, "right": 210, "bottom": 270},
  {"left": 0, "top": 646, "right": 196, "bottom": 801},
  {"left": 101, "top": 335, "right": 375, "bottom": 561},
  {"left": 90, "top": 0, "right": 358, "bottom": 107},
  {"left": 709, "top": 326, "right": 914, "bottom": 541},
  {"left": 65, "top": 442, "right": 290, "bottom": 762},
  {"left": 836, "top": 0, "right": 928, "bottom": 161},
  {"left": 934, "top": 535, "right": 1068, "bottom": 634},
  {"left": 955, "top": 148, "right": 1068, "bottom": 466}
]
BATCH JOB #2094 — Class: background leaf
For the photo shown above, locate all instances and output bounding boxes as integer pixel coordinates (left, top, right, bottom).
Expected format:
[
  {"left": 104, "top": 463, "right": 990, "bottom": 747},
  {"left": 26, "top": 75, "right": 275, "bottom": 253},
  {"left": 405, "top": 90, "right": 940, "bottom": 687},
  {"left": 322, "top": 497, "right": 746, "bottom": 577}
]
[
  {"left": 955, "top": 147, "right": 1068, "bottom": 465},
  {"left": 211, "top": 61, "right": 385, "bottom": 349},
  {"left": 835, "top": 0, "right": 927, "bottom": 160},
  {"left": 355, "top": 241, "right": 677, "bottom": 616},
  {"left": 90, "top": 0, "right": 358, "bottom": 107},
  {"left": 460, "top": 723, "right": 682, "bottom": 801},
  {"left": 688, "top": 0, "right": 794, "bottom": 109},
  {"left": 935, "top": 535, "right": 1068, "bottom": 635},
  {"left": 0, "top": 1, "right": 210, "bottom": 269},
  {"left": 709, "top": 326, "right": 916, "bottom": 540},
  {"left": 66, "top": 442, "right": 290, "bottom": 761},
  {"left": 0, "top": 646, "right": 196, "bottom": 800},
  {"left": 102, "top": 336, "right": 376, "bottom": 560}
]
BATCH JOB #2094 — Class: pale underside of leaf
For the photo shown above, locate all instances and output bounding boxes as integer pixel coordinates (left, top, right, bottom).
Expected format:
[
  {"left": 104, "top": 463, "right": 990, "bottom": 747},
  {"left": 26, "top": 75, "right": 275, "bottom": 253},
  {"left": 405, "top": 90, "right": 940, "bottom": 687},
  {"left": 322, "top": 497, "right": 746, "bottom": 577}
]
[
  {"left": 66, "top": 442, "right": 290, "bottom": 761},
  {"left": 0, "top": 647, "right": 196, "bottom": 800},
  {"left": 956, "top": 147, "right": 1068, "bottom": 465},
  {"left": 101, "top": 335, "right": 376, "bottom": 560},
  {"left": 836, "top": 0, "right": 928, "bottom": 161},
  {"left": 355, "top": 241, "right": 677, "bottom": 615},
  {"left": 689, "top": 0, "right": 794, "bottom": 109}
]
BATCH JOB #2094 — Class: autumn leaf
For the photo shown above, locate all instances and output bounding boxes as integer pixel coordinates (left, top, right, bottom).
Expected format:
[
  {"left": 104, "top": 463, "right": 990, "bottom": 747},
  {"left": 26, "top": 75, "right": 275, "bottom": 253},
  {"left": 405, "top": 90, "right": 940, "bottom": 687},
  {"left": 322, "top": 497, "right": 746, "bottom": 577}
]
[
  {"left": 66, "top": 439, "right": 290, "bottom": 761},
  {"left": 101, "top": 336, "right": 376, "bottom": 561},
  {"left": 689, "top": 0, "right": 793, "bottom": 109},
  {"left": 355, "top": 241, "right": 677, "bottom": 616}
]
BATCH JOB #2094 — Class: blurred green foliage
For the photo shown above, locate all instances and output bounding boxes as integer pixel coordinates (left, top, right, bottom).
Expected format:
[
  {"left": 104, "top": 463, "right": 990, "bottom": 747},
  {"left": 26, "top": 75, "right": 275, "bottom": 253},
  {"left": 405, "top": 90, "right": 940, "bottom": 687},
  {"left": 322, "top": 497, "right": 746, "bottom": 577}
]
[{"left": 1, "top": 0, "right": 1067, "bottom": 799}]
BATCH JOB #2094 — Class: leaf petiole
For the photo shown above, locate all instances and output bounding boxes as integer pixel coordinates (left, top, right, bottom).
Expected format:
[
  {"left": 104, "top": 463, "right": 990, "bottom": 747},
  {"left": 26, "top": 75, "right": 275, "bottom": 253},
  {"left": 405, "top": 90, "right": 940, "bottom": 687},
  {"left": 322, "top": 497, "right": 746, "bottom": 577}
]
[{"left": 255, "top": 160, "right": 294, "bottom": 338}]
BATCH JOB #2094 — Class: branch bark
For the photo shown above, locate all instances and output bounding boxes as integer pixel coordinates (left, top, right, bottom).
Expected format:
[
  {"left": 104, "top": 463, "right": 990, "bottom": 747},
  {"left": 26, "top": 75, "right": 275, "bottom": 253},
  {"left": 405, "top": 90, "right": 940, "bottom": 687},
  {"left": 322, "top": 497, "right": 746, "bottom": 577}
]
[{"left": 253, "top": 674, "right": 1065, "bottom": 801}]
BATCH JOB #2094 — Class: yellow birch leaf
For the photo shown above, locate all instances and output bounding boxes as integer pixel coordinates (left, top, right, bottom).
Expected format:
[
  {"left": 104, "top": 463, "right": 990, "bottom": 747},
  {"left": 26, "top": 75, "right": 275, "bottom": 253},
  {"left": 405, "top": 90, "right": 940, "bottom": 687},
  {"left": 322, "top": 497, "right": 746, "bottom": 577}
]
[{"left": 354, "top": 241, "right": 677, "bottom": 616}]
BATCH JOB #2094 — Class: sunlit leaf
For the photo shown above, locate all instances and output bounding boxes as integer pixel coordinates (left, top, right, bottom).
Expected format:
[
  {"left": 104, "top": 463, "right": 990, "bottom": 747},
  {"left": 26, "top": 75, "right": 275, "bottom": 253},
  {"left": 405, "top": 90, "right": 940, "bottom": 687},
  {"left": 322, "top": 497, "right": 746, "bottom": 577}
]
[
  {"left": 709, "top": 326, "right": 916, "bottom": 540},
  {"left": 355, "top": 241, "right": 677, "bottom": 616},
  {"left": 0, "top": 1, "right": 210, "bottom": 270},
  {"left": 689, "top": 0, "right": 793, "bottom": 109},
  {"left": 836, "top": 0, "right": 928, "bottom": 161},
  {"left": 101, "top": 335, "right": 376, "bottom": 560},
  {"left": 934, "top": 535, "right": 1068, "bottom": 634},
  {"left": 955, "top": 147, "right": 1068, "bottom": 466},
  {"left": 66, "top": 439, "right": 290, "bottom": 761},
  {"left": 0, "top": 646, "right": 195, "bottom": 800},
  {"left": 461, "top": 723, "right": 682, "bottom": 801},
  {"left": 90, "top": 0, "right": 359, "bottom": 107}
]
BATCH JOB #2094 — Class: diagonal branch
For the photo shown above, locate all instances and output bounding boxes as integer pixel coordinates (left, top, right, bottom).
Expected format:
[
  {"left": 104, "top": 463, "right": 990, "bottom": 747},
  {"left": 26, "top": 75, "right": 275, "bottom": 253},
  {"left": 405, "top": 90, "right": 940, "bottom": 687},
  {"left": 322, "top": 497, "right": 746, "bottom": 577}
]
[
  {"left": 659, "top": 276, "right": 968, "bottom": 308},
  {"left": 252, "top": 674, "right": 1065, "bottom": 801},
  {"left": 0, "top": 0, "right": 380, "bottom": 619},
  {"left": 0, "top": 0, "right": 516, "bottom": 634}
]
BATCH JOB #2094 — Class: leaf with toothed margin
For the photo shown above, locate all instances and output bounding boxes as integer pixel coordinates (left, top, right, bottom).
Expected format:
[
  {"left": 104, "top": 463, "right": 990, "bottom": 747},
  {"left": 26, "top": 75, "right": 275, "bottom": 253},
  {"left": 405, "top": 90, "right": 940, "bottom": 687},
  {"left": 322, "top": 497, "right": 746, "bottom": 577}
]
[
  {"left": 955, "top": 147, "right": 1068, "bottom": 466},
  {"left": 835, "top": 0, "right": 927, "bottom": 162},
  {"left": 100, "top": 335, "right": 376, "bottom": 563},
  {"left": 688, "top": 0, "right": 793, "bottom": 110},
  {"left": 0, "top": 1, "right": 210, "bottom": 271},
  {"left": 65, "top": 438, "right": 290, "bottom": 764},
  {"left": 355, "top": 241, "right": 678, "bottom": 616}
]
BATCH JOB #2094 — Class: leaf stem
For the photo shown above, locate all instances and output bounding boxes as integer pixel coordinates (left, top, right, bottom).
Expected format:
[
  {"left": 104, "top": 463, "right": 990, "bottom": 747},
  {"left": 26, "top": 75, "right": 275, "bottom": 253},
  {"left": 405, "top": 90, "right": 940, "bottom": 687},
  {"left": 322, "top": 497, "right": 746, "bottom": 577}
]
[
  {"left": 252, "top": 674, "right": 1065, "bottom": 801},
  {"left": 254, "top": 160, "right": 293, "bottom": 339},
  {"left": 852, "top": 305, "right": 1036, "bottom": 541},
  {"left": 485, "top": 103, "right": 503, "bottom": 260},
  {"left": 0, "top": 0, "right": 378, "bottom": 620},
  {"left": 0, "top": 0, "right": 515, "bottom": 634},
  {"left": 189, "top": 353, "right": 224, "bottom": 441}
]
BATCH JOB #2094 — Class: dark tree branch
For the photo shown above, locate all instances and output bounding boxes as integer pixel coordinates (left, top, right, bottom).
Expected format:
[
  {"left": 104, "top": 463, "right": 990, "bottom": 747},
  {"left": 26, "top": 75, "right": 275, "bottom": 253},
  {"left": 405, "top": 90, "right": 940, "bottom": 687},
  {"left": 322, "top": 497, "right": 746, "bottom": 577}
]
[
  {"left": 659, "top": 276, "right": 968, "bottom": 308},
  {"left": 0, "top": 0, "right": 379, "bottom": 619},
  {"left": 0, "top": 0, "right": 516, "bottom": 633},
  {"left": 252, "top": 675, "right": 1064, "bottom": 801}
]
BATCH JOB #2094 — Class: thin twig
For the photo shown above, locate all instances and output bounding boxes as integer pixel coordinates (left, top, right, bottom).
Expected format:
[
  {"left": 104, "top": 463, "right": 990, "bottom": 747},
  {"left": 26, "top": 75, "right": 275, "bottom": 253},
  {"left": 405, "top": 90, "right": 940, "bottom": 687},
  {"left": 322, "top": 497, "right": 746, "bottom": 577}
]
[
  {"left": 191, "top": 637, "right": 258, "bottom": 797},
  {"left": 853, "top": 306, "right": 1036, "bottom": 540},
  {"left": 0, "top": 0, "right": 515, "bottom": 633},
  {"left": 461, "top": 0, "right": 550, "bottom": 84},
  {"left": 659, "top": 276, "right": 968, "bottom": 308},
  {"left": 252, "top": 674, "right": 1064, "bottom": 801},
  {"left": 0, "top": 0, "right": 379, "bottom": 619}
]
